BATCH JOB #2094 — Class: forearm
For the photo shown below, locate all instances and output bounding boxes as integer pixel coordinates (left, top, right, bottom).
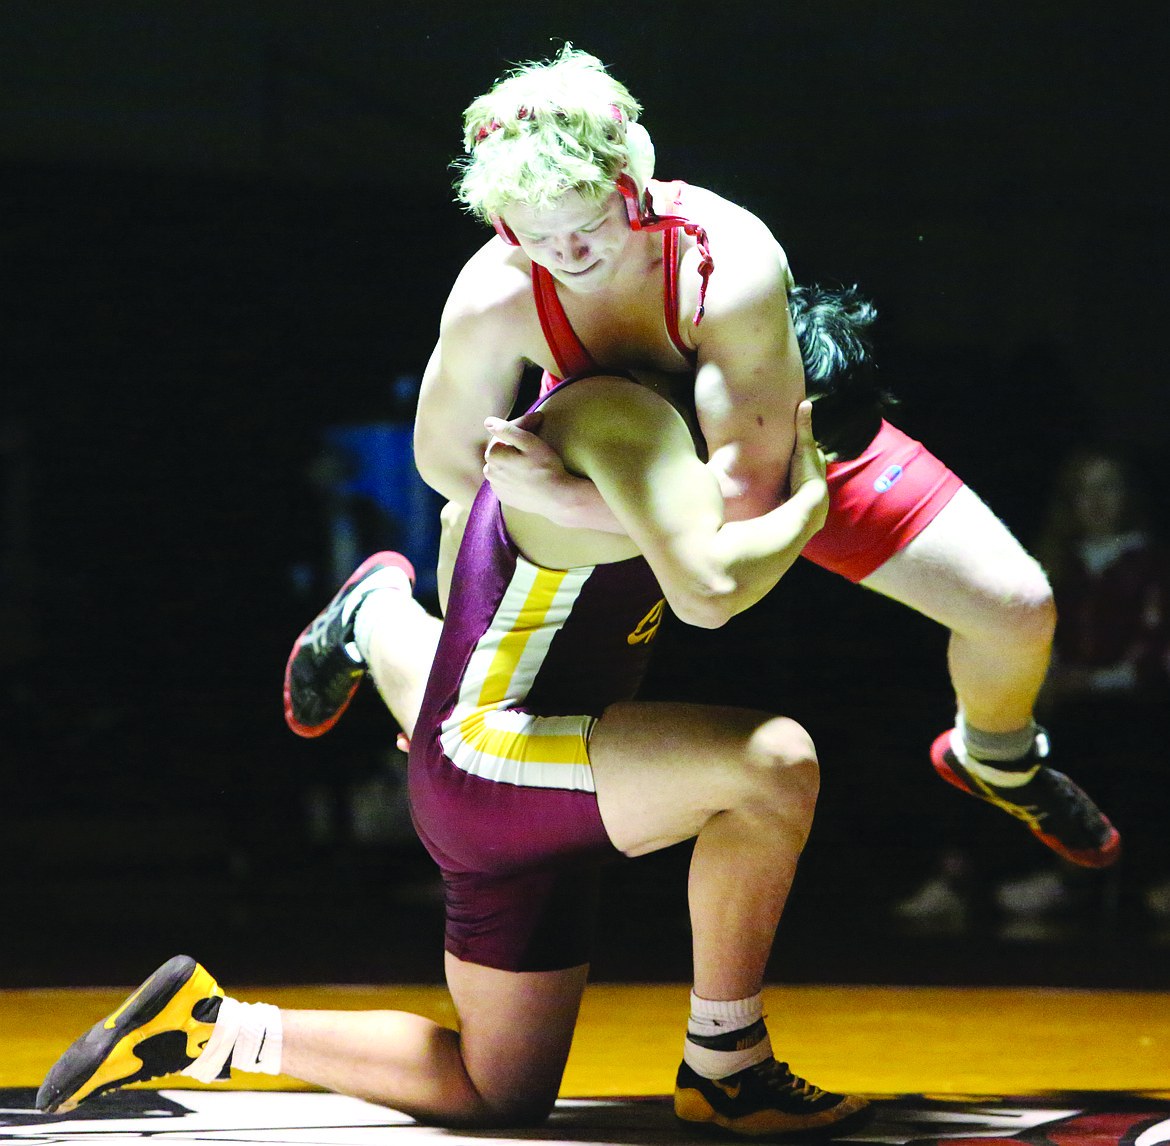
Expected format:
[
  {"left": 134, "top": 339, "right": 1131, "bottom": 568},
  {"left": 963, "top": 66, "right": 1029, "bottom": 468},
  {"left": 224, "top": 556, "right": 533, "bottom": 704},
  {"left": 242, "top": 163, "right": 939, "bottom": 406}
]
[
  {"left": 551, "top": 383, "right": 826, "bottom": 632},
  {"left": 708, "top": 452, "right": 790, "bottom": 523},
  {"left": 705, "top": 480, "right": 828, "bottom": 619},
  {"left": 542, "top": 458, "right": 782, "bottom": 533}
]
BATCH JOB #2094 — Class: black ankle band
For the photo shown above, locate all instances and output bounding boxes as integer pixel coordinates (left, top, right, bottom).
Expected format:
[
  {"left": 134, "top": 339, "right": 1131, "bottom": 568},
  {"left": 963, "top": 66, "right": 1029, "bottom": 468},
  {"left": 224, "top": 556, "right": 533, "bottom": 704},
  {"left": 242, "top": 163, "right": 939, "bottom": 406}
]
[{"left": 686, "top": 1017, "right": 768, "bottom": 1052}]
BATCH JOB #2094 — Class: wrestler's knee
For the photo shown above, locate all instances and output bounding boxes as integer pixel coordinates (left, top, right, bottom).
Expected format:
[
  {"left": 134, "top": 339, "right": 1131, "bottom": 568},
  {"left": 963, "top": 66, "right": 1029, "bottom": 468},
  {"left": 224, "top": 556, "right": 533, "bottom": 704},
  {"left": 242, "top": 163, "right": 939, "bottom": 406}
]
[
  {"left": 984, "top": 557, "right": 1056, "bottom": 649},
  {"left": 743, "top": 716, "right": 820, "bottom": 824},
  {"left": 1024, "top": 561, "right": 1057, "bottom": 638},
  {"left": 469, "top": 1092, "right": 557, "bottom": 1130},
  {"left": 417, "top": 1094, "right": 553, "bottom": 1131}
]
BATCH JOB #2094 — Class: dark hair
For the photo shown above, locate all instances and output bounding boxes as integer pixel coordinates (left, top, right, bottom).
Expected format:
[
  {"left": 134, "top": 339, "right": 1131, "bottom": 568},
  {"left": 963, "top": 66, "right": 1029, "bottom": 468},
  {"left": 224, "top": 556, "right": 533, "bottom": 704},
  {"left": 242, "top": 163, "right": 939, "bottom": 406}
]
[{"left": 789, "top": 283, "right": 897, "bottom": 460}]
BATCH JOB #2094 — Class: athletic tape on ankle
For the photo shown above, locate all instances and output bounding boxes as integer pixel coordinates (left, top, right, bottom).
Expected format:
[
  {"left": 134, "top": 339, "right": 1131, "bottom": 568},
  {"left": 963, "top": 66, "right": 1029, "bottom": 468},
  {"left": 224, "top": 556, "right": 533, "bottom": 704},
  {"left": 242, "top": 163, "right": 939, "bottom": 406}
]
[
  {"left": 350, "top": 575, "right": 409, "bottom": 664},
  {"left": 234, "top": 1002, "right": 283, "bottom": 1075},
  {"left": 181, "top": 998, "right": 283, "bottom": 1082},
  {"left": 182, "top": 996, "right": 241, "bottom": 1083},
  {"left": 683, "top": 1030, "right": 773, "bottom": 1080},
  {"left": 964, "top": 758, "right": 1040, "bottom": 788},
  {"left": 956, "top": 718, "right": 1039, "bottom": 764}
]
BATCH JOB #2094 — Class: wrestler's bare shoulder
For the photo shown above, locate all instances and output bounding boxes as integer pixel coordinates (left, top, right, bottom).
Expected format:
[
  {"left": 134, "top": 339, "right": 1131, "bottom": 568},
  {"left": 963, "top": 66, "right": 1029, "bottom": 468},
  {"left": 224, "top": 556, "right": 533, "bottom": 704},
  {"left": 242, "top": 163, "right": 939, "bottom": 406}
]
[
  {"left": 678, "top": 183, "right": 786, "bottom": 245},
  {"left": 670, "top": 183, "right": 794, "bottom": 311},
  {"left": 440, "top": 236, "right": 535, "bottom": 332}
]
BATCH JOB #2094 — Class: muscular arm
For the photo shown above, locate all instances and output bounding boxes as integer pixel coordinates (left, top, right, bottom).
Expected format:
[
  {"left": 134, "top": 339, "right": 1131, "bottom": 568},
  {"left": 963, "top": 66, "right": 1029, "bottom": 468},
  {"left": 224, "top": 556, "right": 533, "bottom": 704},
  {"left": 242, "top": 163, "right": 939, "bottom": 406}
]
[
  {"left": 541, "top": 379, "right": 827, "bottom": 628},
  {"left": 413, "top": 251, "right": 529, "bottom": 508},
  {"left": 691, "top": 232, "right": 804, "bottom": 522}
]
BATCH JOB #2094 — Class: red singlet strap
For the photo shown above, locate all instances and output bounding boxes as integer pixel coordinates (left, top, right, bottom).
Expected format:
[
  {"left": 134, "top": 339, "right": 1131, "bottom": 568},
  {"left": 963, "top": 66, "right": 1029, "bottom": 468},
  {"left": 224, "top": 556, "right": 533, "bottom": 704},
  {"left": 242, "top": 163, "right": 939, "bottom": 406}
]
[
  {"left": 656, "top": 180, "right": 690, "bottom": 362},
  {"left": 531, "top": 263, "right": 597, "bottom": 380},
  {"left": 661, "top": 227, "right": 691, "bottom": 362},
  {"left": 633, "top": 179, "right": 713, "bottom": 327}
]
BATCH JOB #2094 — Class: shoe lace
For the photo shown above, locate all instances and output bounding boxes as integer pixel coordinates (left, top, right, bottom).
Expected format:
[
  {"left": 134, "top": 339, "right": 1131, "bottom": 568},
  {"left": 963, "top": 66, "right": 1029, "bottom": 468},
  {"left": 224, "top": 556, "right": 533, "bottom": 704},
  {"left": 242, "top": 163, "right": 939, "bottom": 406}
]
[
  {"left": 303, "top": 575, "right": 389, "bottom": 659},
  {"left": 968, "top": 772, "right": 1046, "bottom": 831},
  {"left": 974, "top": 765, "right": 1104, "bottom": 846},
  {"left": 755, "top": 1059, "right": 824, "bottom": 1101},
  {"left": 303, "top": 610, "right": 335, "bottom": 656}
]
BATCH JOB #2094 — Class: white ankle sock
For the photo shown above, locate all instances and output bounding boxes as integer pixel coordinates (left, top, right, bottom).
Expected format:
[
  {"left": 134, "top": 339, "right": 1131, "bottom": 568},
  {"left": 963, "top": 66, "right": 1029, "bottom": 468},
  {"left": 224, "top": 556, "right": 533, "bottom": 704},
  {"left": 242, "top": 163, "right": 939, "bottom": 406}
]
[
  {"left": 182, "top": 997, "right": 283, "bottom": 1082},
  {"left": 955, "top": 720, "right": 1041, "bottom": 788},
  {"left": 687, "top": 991, "right": 763, "bottom": 1037},
  {"left": 684, "top": 993, "right": 772, "bottom": 1079},
  {"left": 348, "top": 566, "right": 413, "bottom": 663}
]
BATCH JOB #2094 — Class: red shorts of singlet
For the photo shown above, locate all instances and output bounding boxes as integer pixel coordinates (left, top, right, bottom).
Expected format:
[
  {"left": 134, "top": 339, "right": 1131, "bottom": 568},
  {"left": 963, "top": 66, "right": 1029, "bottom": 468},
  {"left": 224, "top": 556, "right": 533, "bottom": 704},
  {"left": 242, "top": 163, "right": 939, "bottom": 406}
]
[{"left": 801, "top": 420, "right": 964, "bottom": 583}]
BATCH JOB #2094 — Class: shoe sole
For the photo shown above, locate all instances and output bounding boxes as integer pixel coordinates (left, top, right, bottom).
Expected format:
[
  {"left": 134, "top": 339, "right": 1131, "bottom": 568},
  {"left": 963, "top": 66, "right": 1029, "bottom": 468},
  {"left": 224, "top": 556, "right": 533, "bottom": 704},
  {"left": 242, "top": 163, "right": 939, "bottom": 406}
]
[
  {"left": 675, "top": 1087, "right": 870, "bottom": 1136},
  {"left": 283, "top": 551, "right": 416, "bottom": 738},
  {"left": 930, "top": 732, "right": 1121, "bottom": 869},
  {"left": 36, "top": 955, "right": 221, "bottom": 1114}
]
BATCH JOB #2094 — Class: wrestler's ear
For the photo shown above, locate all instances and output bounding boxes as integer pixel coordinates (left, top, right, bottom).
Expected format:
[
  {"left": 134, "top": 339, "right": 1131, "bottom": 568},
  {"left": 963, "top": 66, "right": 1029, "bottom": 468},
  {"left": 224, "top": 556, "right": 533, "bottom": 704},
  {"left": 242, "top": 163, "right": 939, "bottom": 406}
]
[{"left": 491, "top": 215, "right": 520, "bottom": 245}]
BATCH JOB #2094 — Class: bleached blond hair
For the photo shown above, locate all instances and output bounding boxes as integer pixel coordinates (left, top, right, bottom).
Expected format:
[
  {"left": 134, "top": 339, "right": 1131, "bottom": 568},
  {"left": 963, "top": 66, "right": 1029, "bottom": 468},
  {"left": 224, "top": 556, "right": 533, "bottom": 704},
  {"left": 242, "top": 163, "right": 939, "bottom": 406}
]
[{"left": 454, "top": 46, "right": 655, "bottom": 222}]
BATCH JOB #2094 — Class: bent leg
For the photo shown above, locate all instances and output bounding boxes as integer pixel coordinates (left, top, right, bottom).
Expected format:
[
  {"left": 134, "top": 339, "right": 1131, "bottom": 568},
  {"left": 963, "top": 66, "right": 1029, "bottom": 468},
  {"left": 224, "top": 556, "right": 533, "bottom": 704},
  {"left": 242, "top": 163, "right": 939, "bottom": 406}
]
[
  {"left": 444, "top": 954, "right": 587, "bottom": 1123},
  {"left": 860, "top": 484, "right": 1055, "bottom": 734},
  {"left": 589, "top": 701, "right": 819, "bottom": 1001},
  {"left": 588, "top": 702, "right": 867, "bottom": 1132},
  {"left": 864, "top": 487, "right": 1118, "bottom": 867},
  {"left": 362, "top": 595, "right": 440, "bottom": 740},
  {"left": 280, "top": 955, "right": 586, "bottom": 1127},
  {"left": 435, "top": 499, "right": 469, "bottom": 615}
]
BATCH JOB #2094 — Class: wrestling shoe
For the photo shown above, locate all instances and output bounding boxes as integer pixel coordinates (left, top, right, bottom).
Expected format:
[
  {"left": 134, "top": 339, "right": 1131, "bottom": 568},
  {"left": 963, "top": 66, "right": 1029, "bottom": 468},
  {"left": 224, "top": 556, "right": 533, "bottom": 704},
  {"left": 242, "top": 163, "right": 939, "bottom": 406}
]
[
  {"left": 283, "top": 551, "right": 415, "bottom": 738},
  {"left": 931, "top": 728, "right": 1121, "bottom": 868},
  {"left": 675, "top": 1058, "right": 869, "bottom": 1136},
  {"left": 36, "top": 955, "right": 224, "bottom": 1114}
]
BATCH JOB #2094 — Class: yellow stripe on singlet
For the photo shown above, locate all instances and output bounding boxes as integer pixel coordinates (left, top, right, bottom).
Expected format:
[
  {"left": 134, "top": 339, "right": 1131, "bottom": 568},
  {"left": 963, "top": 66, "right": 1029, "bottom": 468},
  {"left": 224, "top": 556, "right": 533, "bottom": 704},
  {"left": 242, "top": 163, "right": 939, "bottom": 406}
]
[
  {"left": 442, "top": 560, "right": 595, "bottom": 790},
  {"left": 476, "top": 565, "right": 568, "bottom": 709}
]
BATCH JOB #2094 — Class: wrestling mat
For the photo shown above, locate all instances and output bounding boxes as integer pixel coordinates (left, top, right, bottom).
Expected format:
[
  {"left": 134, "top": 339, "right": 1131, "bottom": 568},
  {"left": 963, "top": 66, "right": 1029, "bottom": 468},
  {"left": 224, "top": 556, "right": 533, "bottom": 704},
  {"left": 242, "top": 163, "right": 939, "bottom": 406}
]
[{"left": 2, "top": 1088, "right": 1170, "bottom": 1146}]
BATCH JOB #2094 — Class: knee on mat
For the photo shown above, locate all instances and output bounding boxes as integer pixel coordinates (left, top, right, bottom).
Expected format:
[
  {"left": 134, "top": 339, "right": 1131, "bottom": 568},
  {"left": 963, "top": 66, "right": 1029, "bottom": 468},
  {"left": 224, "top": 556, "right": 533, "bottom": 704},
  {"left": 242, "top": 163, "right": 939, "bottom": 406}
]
[{"left": 470, "top": 1093, "right": 557, "bottom": 1129}]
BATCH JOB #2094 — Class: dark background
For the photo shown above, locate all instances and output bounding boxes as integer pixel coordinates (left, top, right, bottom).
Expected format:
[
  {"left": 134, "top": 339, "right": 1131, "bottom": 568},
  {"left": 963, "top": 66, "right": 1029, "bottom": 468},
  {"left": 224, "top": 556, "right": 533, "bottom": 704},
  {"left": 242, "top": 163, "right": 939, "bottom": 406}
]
[{"left": 2, "top": 1, "right": 1167, "bottom": 989}]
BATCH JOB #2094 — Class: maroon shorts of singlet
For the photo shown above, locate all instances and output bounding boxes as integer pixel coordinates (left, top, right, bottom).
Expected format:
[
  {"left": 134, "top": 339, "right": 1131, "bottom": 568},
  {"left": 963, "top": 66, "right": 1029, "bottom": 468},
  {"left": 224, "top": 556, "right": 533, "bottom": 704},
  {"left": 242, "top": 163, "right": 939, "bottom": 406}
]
[
  {"left": 410, "top": 757, "right": 622, "bottom": 974},
  {"left": 802, "top": 419, "right": 964, "bottom": 583}
]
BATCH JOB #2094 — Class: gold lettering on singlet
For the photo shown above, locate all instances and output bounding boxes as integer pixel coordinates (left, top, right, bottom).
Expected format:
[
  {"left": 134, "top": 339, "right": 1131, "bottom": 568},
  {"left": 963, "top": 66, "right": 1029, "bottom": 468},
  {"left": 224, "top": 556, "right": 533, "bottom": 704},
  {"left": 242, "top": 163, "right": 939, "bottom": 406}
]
[{"left": 627, "top": 599, "right": 665, "bottom": 645}]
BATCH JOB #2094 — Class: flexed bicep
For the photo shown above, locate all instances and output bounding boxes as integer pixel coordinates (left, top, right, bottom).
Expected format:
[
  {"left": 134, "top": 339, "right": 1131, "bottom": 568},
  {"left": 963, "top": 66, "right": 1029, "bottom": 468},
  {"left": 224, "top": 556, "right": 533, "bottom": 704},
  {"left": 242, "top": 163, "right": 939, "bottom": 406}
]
[
  {"left": 414, "top": 322, "right": 526, "bottom": 507},
  {"left": 692, "top": 238, "right": 805, "bottom": 522}
]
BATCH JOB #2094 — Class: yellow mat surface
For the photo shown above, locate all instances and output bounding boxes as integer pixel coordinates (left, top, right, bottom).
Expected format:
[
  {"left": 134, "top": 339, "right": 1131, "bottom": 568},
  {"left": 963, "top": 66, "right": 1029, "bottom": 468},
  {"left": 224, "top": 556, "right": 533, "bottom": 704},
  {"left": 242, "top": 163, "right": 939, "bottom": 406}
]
[{"left": 5, "top": 983, "right": 1168, "bottom": 1099}]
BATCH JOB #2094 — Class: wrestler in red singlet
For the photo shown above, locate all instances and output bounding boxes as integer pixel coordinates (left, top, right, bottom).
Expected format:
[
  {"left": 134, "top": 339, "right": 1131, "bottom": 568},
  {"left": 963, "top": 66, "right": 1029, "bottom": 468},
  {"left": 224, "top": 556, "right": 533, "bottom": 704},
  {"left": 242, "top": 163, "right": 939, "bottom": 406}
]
[{"left": 531, "top": 179, "right": 963, "bottom": 584}]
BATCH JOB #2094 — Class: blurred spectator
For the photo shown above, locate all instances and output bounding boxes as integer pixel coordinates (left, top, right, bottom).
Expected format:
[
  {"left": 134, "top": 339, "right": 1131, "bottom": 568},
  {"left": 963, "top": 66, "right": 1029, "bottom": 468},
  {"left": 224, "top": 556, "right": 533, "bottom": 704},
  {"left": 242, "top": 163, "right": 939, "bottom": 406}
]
[{"left": 1035, "top": 447, "right": 1170, "bottom": 710}]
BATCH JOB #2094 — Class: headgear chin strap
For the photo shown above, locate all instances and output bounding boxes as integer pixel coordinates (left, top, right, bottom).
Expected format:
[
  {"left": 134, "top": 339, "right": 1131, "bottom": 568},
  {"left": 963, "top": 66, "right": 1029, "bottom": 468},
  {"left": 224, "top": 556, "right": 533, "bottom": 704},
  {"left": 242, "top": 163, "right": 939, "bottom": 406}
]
[
  {"left": 614, "top": 174, "right": 713, "bottom": 325},
  {"left": 491, "top": 172, "right": 713, "bottom": 325},
  {"left": 491, "top": 215, "right": 522, "bottom": 244}
]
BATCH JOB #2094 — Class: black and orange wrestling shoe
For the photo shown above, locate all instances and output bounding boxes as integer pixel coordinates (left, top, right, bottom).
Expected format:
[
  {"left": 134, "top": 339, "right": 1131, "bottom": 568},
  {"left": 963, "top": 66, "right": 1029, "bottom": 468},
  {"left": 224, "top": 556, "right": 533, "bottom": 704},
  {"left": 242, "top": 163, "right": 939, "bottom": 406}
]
[
  {"left": 931, "top": 727, "right": 1120, "bottom": 868},
  {"left": 283, "top": 551, "right": 415, "bottom": 738}
]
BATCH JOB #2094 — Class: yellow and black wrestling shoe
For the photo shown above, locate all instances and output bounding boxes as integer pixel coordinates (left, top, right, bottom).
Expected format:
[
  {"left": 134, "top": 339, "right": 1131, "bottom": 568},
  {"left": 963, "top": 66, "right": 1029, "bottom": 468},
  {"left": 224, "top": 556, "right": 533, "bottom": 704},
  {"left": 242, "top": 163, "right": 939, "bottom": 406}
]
[
  {"left": 675, "top": 1057, "right": 869, "bottom": 1137},
  {"left": 37, "top": 955, "right": 224, "bottom": 1114}
]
